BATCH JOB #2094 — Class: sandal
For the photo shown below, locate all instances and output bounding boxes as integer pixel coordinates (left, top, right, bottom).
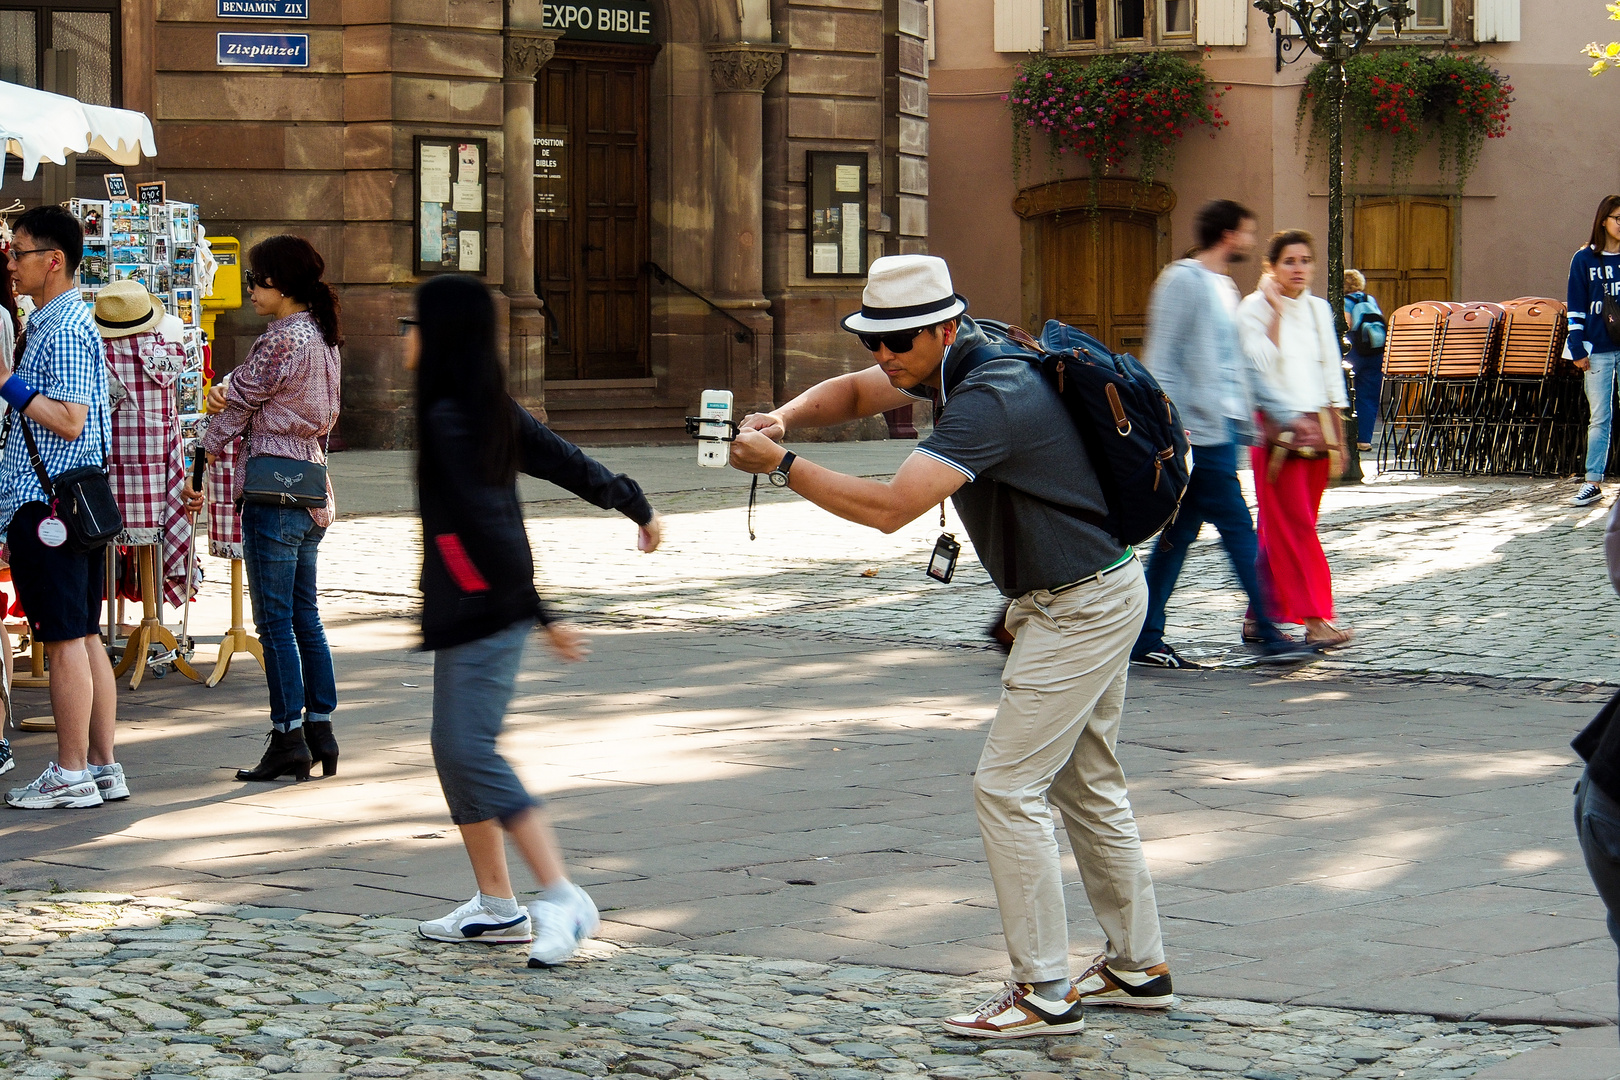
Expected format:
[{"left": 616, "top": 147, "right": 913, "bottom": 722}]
[
  {"left": 1241, "top": 619, "right": 1264, "bottom": 644},
  {"left": 1305, "top": 622, "right": 1354, "bottom": 649}
]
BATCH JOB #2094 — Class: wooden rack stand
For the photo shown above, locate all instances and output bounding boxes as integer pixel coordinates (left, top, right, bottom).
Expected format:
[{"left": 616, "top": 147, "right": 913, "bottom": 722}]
[
  {"left": 206, "top": 558, "right": 262, "bottom": 687},
  {"left": 113, "top": 545, "right": 201, "bottom": 689}
]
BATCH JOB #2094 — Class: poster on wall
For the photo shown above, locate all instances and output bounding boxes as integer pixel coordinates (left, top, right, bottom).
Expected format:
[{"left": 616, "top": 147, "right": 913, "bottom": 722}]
[
  {"left": 806, "top": 152, "right": 868, "bottom": 279},
  {"left": 414, "top": 136, "right": 487, "bottom": 276}
]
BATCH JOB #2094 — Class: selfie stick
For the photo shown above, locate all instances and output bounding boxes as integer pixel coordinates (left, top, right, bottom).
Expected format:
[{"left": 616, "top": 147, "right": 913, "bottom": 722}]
[{"left": 685, "top": 389, "right": 738, "bottom": 468}]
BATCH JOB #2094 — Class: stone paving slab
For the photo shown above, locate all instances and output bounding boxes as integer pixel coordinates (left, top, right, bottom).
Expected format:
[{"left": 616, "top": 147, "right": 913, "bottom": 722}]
[{"left": 0, "top": 894, "right": 1573, "bottom": 1080}]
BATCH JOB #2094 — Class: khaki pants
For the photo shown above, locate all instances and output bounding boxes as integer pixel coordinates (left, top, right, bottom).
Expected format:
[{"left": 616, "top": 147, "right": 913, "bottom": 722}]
[{"left": 973, "top": 557, "right": 1163, "bottom": 983}]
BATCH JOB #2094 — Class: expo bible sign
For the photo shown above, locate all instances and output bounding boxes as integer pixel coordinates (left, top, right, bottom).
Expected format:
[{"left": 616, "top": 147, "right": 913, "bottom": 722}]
[{"left": 544, "top": 0, "right": 654, "bottom": 42}]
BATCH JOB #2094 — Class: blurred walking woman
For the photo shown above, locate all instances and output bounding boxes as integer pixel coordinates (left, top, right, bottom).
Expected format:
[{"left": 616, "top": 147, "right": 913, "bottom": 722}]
[
  {"left": 198, "top": 235, "right": 342, "bottom": 781},
  {"left": 405, "top": 275, "right": 661, "bottom": 967},
  {"left": 1236, "top": 230, "right": 1352, "bottom": 649}
]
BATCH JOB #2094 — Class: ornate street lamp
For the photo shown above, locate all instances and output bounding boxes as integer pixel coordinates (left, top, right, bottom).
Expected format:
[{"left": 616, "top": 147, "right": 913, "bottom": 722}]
[
  {"left": 1253, "top": 0, "right": 1414, "bottom": 336},
  {"left": 1254, "top": 0, "right": 1413, "bottom": 482}
]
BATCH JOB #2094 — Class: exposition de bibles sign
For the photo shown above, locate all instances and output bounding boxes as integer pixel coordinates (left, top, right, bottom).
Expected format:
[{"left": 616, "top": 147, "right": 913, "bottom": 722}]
[{"left": 544, "top": 0, "right": 654, "bottom": 42}]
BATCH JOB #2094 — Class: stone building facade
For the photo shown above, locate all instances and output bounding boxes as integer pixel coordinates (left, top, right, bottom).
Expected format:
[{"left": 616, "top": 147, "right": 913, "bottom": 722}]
[{"left": 3, "top": 0, "right": 931, "bottom": 445}]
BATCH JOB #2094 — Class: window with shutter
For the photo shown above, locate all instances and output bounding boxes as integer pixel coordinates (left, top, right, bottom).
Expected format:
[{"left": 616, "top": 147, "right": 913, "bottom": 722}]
[
  {"left": 1194, "top": 0, "right": 1246, "bottom": 46},
  {"left": 995, "top": 0, "right": 1046, "bottom": 53},
  {"left": 1474, "top": 0, "right": 1520, "bottom": 42}
]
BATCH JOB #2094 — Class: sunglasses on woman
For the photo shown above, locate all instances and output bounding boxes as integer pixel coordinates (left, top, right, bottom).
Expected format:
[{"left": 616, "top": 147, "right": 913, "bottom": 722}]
[
  {"left": 244, "top": 270, "right": 266, "bottom": 291},
  {"left": 856, "top": 326, "right": 927, "bottom": 354}
]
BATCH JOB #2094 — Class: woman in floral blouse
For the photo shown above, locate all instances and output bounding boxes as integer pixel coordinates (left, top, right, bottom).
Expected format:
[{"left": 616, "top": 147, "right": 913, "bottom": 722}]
[{"left": 194, "top": 235, "right": 342, "bottom": 782}]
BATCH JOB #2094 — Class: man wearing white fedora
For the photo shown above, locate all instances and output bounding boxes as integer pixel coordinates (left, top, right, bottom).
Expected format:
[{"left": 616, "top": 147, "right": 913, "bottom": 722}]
[{"left": 731, "top": 254, "right": 1171, "bottom": 1038}]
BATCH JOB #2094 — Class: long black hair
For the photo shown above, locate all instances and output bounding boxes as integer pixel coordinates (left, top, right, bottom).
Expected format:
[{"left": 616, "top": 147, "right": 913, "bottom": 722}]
[
  {"left": 413, "top": 274, "right": 518, "bottom": 486},
  {"left": 1590, "top": 195, "right": 1620, "bottom": 252},
  {"left": 247, "top": 234, "right": 343, "bottom": 346}
]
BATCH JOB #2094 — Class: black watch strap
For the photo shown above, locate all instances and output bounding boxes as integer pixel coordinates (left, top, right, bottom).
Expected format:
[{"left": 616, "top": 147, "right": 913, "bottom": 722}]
[{"left": 770, "top": 450, "right": 797, "bottom": 486}]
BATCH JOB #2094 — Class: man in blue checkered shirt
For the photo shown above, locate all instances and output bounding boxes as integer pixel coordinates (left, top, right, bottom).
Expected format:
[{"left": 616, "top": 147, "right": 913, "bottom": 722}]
[{"left": 0, "top": 205, "right": 125, "bottom": 809}]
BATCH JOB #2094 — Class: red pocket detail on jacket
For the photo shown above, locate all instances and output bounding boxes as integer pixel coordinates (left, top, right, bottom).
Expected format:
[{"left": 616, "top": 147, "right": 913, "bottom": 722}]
[{"left": 434, "top": 533, "right": 490, "bottom": 593}]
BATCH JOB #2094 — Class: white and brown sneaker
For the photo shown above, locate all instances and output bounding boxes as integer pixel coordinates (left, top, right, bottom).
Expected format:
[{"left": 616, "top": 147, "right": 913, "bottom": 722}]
[
  {"left": 941, "top": 982, "right": 1085, "bottom": 1039},
  {"left": 1073, "top": 954, "right": 1175, "bottom": 1008}
]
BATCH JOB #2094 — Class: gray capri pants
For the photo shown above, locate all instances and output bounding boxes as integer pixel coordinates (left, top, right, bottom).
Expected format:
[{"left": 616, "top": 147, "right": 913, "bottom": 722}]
[{"left": 431, "top": 617, "right": 542, "bottom": 826}]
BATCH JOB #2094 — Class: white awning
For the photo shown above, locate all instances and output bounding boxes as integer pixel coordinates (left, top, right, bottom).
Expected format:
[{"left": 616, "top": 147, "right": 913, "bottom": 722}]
[{"left": 0, "top": 82, "right": 157, "bottom": 185}]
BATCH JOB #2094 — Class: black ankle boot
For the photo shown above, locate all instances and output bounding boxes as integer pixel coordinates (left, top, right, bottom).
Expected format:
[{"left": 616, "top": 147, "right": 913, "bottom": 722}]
[
  {"left": 304, "top": 720, "right": 339, "bottom": 777},
  {"left": 236, "top": 727, "right": 313, "bottom": 782}
]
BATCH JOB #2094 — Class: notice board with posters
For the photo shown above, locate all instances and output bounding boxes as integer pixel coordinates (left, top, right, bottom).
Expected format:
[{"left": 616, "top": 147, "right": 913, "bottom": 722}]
[
  {"left": 414, "top": 137, "right": 488, "bottom": 276},
  {"left": 806, "top": 151, "right": 868, "bottom": 278}
]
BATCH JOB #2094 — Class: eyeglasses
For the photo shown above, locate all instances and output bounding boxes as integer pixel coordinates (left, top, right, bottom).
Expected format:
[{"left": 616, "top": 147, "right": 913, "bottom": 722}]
[
  {"left": 244, "top": 270, "right": 269, "bottom": 291},
  {"left": 396, "top": 317, "right": 419, "bottom": 336},
  {"left": 6, "top": 247, "right": 58, "bottom": 262},
  {"left": 856, "top": 327, "right": 928, "bottom": 354}
]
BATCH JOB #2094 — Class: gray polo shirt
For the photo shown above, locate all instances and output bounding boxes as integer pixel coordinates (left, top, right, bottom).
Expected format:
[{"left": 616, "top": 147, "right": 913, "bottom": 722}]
[{"left": 909, "top": 320, "right": 1125, "bottom": 597}]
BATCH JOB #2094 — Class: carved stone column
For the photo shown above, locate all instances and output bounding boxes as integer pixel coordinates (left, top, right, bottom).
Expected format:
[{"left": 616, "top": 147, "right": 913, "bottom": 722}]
[
  {"left": 706, "top": 42, "right": 785, "bottom": 411},
  {"left": 503, "top": 29, "right": 561, "bottom": 412}
]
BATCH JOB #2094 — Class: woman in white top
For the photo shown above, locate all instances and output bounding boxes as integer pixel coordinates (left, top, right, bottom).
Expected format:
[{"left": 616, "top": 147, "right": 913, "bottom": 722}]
[{"left": 1235, "top": 229, "right": 1352, "bottom": 648}]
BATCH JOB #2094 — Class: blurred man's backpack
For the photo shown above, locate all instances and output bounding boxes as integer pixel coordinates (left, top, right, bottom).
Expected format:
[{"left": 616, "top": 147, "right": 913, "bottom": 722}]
[{"left": 947, "top": 319, "right": 1190, "bottom": 547}]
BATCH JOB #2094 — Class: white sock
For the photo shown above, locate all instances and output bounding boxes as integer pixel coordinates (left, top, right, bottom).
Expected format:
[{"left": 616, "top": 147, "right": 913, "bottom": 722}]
[
  {"left": 89, "top": 763, "right": 117, "bottom": 775},
  {"left": 57, "top": 766, "right": 91, "bottom": 782},
  {"left": 536, "top": 880, "right": 576, "bottom": 906},
  {"left": 480, "top": 893, "right": 520, "bottom": 920}
]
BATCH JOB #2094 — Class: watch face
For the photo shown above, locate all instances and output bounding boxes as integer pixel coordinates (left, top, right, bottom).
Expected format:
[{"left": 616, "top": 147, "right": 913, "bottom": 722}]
[{"left": 769, "top": 471, "right": 789, "bottom": 487}]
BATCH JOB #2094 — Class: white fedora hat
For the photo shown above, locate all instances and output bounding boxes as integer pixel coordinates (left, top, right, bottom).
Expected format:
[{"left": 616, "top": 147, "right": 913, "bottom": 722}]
[{"left": 840, "top": 255, "right": 967, "bottom": 335}]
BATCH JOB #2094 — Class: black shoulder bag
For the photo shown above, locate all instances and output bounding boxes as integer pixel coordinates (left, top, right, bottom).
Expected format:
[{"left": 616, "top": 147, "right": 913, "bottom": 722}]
[
  {"left": 241, "top": 444, "right": 330, "bottom": 509},
  {"left": 18, "top": 419, "right": 122, "bottom": 552}
]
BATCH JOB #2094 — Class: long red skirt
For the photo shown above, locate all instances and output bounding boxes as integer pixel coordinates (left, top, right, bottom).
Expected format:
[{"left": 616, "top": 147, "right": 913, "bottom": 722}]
[{"left": 1248, "top": 449, "right": 1334, "bottom": 623}]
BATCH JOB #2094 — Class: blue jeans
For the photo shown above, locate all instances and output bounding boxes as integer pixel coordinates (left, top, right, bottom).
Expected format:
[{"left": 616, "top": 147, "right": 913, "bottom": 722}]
[
  {"left": 242, "top": 503, "right": 337, "bottom": 732},
  {"left": 1136, "top": 442, "right": 1286, "bottom": 652},
  {"left": 1585, "top": 350, "right": 1620, "bottom": 483},
  {"left": 1348, "top": 349, "right": 1383, "bottom": 444},
  {"left": 431, "top": 617, "right": 539, "bottom": 826},
  {"left": 1574, "top": 765, "right": 1620, "bottom": 1040}
]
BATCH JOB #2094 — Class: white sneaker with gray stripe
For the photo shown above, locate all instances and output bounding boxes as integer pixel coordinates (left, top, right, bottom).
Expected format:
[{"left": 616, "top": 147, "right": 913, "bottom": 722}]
[{"left": 419, "top": 894, "right": 533, "bottom": 944}]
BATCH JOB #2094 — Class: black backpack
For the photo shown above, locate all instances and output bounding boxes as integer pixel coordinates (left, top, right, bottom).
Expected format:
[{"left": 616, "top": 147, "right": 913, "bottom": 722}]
[{"left": 945, "top": 318, "right": 1190, "bottom": 548}]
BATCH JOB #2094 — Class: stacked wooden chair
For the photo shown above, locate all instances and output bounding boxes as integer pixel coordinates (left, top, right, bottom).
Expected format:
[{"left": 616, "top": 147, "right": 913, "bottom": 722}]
[{"left": 1378, "top": 297, "right": 1571, "bottom": 476}]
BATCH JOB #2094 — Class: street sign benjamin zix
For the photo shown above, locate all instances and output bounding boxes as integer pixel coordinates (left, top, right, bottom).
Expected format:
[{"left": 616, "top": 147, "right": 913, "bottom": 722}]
[
  {"left": 217, "top": 0, "right": 308, "bottom": 18},
  {"left": 544, "top": 0, "right": 654, "bottom": 43}
]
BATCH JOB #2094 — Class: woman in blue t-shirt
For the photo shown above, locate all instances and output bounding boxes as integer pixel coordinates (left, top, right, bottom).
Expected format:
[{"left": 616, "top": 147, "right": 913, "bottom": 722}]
[{"left": 1568, "top": 194, "right": 1620, "bottom": 507}]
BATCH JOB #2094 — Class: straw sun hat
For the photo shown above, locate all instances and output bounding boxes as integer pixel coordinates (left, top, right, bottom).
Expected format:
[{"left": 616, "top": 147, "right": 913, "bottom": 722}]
[
  {"left": 92, "top": 280, "right": 164, "bottom": 339},
  {"left": 839, "top": 255, "right": 967, "bottom": 335}
]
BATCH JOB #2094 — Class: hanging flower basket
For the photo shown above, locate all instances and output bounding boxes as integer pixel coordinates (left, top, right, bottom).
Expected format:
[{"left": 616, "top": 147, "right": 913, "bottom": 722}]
[
  {"left": 1298, "top": 48, "right": 1513, "bottom": 189},
  {"left": 1004, "top": 53, "right": 1229, "bottom": 192}
]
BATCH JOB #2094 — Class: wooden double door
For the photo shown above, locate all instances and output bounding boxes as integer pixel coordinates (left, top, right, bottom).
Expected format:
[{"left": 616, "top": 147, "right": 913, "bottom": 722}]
[
  {"left": 536, "top": 47, "right": 652, "bottom": 382},
  {"left": 1040, "top": 208, "right": 1161, "bottom": 355},
  {"left": 1352, "top": 196, "right": 1455, "bottom": 309}
]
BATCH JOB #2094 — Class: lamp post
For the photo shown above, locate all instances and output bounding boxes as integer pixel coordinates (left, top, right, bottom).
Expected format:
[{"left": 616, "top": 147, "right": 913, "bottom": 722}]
[
  {"left": 1254, "top": 0, "right": 1412, "bottom": 334},
  {"left": 1254, "top": 0, "right": 1412, "bottom": 482}
]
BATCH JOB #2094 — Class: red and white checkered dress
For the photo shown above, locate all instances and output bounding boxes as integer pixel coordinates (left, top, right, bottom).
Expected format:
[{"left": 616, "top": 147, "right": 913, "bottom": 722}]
[
  {"left": 104, "top": 330, "right": 193, "bottom": 606},
  {"left": 207, "top": 434, "right": 243, "bottom": 560}
]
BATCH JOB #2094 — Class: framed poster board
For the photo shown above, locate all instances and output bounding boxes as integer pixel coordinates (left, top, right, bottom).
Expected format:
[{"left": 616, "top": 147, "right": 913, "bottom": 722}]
[
  {"left": 805, "top": 151, "right": 868, "bottom": 279},
  {"left": 414, "top": 136, "right": 488, "bottom": 276}
]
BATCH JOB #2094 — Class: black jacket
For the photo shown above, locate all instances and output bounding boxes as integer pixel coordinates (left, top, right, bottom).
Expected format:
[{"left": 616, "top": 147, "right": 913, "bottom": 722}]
[{"left": 418, "top": 398, "right": 654, "bottom": 651}]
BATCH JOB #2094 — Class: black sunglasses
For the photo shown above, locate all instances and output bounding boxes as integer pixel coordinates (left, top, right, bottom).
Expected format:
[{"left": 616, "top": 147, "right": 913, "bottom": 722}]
[
  {"left": 396, "top": 317, "right": 419, "bottom": 336},
  {"left": 244, "top": 269, "right": 266, "bottom": 291},
  {"left": 857, "top": 327, "right": 927, "bottom": 354}
]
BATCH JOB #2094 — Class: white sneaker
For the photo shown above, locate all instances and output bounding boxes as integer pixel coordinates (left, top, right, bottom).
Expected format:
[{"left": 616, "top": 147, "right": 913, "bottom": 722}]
[
  {"left": 526, "top": 882, "right": 600, "bottom": 967},
  {"left": 90, "top": 762, "right": 129, "bottom": 801},
  {"left": 0, "top": 741, "right": 13, "bottom": 776},
  {"left": 7, "top": 763, "right": 103, "bottom": 809},
  {"left": 1573, "top": 482, "right": 1603, "bottom": 507},
  {"left": 418, "top": 893, "right": 532, "bottom": 944}
]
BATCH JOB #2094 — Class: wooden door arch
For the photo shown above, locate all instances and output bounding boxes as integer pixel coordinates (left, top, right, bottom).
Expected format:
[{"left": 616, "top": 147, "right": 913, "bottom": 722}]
[{"left": 1014, "top": 178, "right": 1175, "bottom": 356}]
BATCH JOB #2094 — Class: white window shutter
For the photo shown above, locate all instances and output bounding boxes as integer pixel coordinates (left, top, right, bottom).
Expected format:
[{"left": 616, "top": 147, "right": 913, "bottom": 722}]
[
  {"left": 1196, "top": 0, "right": 1249, "bottom": 46},
  {"left": 993, "top": 0, "right": 1044, "bottom": 52},
  {"left": 1474, "top": 0, "right": 1520, "bottom": 42}
]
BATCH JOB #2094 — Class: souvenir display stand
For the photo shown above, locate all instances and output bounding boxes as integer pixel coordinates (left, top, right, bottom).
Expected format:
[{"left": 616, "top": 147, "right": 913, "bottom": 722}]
[
  {"left": 112, "top": 545, "right": 200, "bottom": 688},
  {"left": 204, "top": 437, "right": 262, "bottom": 687}
]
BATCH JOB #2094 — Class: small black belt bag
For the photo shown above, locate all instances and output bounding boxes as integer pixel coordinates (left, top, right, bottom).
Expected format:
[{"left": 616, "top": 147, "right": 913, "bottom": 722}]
[
  {"left": 19, "top": 419, "right": 122, "bottom": 552},
  {"left": 241, "top": 447, "right": 329, "bottom": 509}
]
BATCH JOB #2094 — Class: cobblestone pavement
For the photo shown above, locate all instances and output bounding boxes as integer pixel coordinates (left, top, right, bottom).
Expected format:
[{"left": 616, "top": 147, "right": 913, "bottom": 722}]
[
  {"left": 316, "top": 448, "right": 1620, "bottom": 688},
  {"left": 0, "top": 894, "right": 1571, "bottom": 1080}
]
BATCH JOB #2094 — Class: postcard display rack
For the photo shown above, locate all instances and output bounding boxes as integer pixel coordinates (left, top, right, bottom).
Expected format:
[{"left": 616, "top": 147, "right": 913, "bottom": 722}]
[{"left": 68, "top": 197, "right": 211, "bottom": 686}]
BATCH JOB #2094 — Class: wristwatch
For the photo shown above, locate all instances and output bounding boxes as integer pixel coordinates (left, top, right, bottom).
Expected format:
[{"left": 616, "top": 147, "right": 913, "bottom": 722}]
[{"left": 768, "top": 450, "right": 797, "bottom": 488}]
